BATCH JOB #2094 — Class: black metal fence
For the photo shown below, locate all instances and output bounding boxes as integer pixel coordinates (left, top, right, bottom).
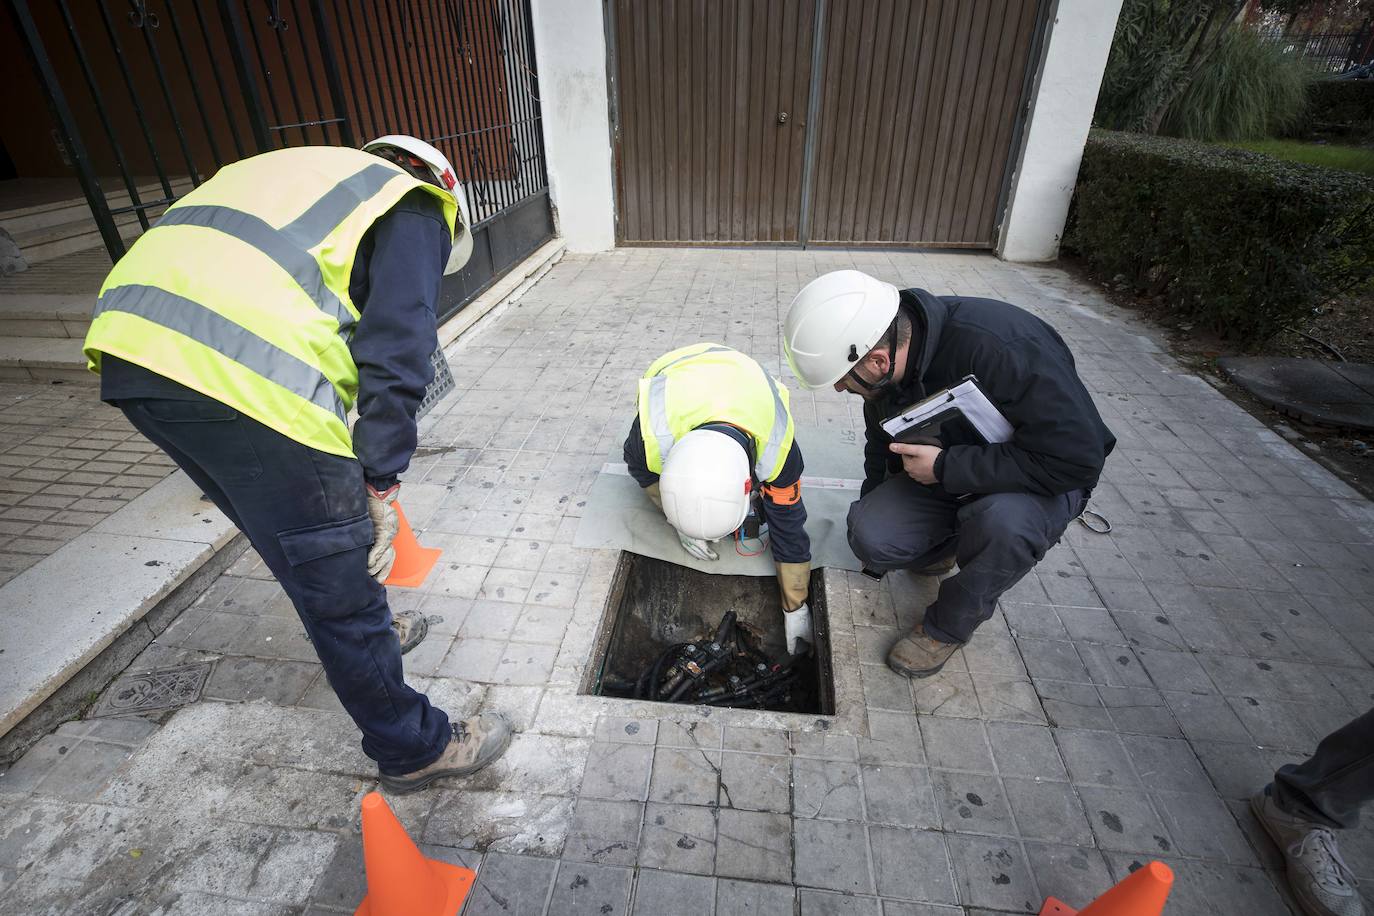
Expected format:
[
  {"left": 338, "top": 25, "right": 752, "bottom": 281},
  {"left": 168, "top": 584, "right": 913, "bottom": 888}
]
[
  {"left": 9, "top": 0, "right": 552, "bottom": 319},
  {"left": 1273, "top": 25, "right": 1374, "bottom": 73}
]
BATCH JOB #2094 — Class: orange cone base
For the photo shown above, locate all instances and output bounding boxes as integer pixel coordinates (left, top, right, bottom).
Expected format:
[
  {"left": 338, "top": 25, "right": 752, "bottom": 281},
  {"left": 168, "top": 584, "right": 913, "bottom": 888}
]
[
  {"left": 355, "top": 860, "right": 475, "bottom": 916},
  {"left": 383, "top": 502, "right": 442, "bottom": 588},
  {"left": 1039, "top": 860, "right": 1173, "bottom": 916},
  {"left": 352, "top": 792, "right": 475, "bottom": 916}
]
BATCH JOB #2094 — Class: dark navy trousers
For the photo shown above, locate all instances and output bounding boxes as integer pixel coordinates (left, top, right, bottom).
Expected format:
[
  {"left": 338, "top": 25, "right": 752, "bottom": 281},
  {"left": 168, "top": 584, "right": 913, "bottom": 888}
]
[
  {"left": 117, "top": 395, "right": 450, "bottom": 775},
  {"left": 847, "top": 475, "right": 1086, "bottom": 644},
  {"left": 1273, "top": 707, "right": 1374, "bottom": 830}
]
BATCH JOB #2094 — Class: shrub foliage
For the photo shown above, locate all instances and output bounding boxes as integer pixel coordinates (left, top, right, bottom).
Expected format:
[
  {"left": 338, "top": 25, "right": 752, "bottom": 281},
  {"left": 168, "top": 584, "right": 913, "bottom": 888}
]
[
  {"left": 1066, "top": 130, "right": 1374, "bottom": 344},
  {"left": 1160, "top": 28, "right": 1312, "bottom": 141}
]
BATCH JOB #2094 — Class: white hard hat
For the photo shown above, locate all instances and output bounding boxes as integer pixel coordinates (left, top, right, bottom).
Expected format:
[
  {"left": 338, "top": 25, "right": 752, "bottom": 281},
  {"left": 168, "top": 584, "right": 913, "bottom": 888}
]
[
  {"left": 783, "top": 269, "right": 901, "bottom": 389},
  {"left": 362, "top": 134, "right": 473, "bottom": 275},
  {"left": 659, "top": 429, "right": 752, "bottom": 541}
]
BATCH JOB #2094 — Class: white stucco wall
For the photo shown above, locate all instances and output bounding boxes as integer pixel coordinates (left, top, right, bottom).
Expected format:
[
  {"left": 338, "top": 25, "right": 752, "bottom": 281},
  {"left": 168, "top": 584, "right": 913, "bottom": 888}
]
[
  {"left": 997, "top": 0, "right": 1123, "bottom": 262},
  {"left": 529, "top": 0, "right": 616, "bottom": 252}
]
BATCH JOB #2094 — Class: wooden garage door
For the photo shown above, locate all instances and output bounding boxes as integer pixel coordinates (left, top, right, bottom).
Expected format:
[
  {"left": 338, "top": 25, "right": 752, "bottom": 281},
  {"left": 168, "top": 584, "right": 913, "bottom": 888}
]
[
  {"left": 610, "top": 0, "right": 1045, "bottom": 247},
  {"left": 610, "top": 0, "right": 816, "bottom": 244},
  {"left": 807, "top": 0, "right": 1043, "bottom": 246}
]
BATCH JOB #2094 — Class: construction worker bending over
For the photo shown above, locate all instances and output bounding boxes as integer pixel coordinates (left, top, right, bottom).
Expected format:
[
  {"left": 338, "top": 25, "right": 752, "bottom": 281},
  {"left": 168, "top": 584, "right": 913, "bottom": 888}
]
[
  {"left": 783, "top": 271, "right": 1115, "bottom": 678},
  {"left": 623, "top": 344, "right": 814, "bottom": 655},
  {"left": 83, "top": 136, "right": 510, "bottom": 794}
]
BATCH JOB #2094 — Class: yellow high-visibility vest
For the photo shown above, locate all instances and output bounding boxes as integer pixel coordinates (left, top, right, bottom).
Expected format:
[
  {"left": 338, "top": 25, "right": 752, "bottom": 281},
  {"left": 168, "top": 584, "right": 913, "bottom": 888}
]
[
  {"left": 638, "top": 343, "right": 795, "bottom": 483},
  {"left": 83, "top": 146, "right": 458, "bottom": 457}
]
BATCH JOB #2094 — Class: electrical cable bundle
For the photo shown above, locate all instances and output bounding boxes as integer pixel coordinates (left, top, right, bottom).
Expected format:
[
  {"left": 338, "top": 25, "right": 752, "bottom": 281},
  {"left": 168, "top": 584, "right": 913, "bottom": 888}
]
[{"left": 625, "top": 610, "right": 804, "bottom": 708}]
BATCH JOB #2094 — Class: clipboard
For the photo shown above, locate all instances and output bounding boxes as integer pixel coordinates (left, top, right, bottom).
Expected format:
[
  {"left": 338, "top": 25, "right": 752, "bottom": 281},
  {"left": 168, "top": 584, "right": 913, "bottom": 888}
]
[{"left": 880, "top": 376, "right": 1013, "bottom": 446}]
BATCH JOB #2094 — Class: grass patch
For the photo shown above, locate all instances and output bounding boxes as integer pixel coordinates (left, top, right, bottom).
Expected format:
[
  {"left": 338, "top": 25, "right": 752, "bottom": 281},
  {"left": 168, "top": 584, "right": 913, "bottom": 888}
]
[{"left": 1224, "top": 139, "right": 1374, "bottom": 175}]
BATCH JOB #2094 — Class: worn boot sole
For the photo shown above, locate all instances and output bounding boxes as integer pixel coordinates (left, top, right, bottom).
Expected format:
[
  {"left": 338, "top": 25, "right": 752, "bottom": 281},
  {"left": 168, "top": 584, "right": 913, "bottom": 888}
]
[
  {"left": 887, "top": 653, "right": 952, "bottom": 679},
  {"left": 378, "top": 727, "right": 513, "bottom": 795}
]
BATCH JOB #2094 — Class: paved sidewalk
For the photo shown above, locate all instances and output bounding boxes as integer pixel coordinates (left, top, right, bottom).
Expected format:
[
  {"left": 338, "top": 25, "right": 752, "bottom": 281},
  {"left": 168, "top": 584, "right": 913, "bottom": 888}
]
[
  {"left": 0, "top": 384, "right": 177, "bottom": 586},
  {"left": 1, "top": 248, "right": 1372, "bottom": 915}
]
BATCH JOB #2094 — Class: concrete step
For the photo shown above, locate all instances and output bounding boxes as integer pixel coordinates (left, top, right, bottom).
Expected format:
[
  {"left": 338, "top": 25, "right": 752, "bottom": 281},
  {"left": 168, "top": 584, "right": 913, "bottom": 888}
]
[
  {"left": 0, "top": 177, "right": 193, "bottom": 236},
  {"left": 12, "top": 210, "right": 153, "bottom": 266},
  {"left": 0, "top": 293, "right": 94, "bottom": 339},
  {"left": 1, "top": 177, "right": 193, "bottom": 266},
  {"left": 0, "top": 335, "right": 93, "bottom": 385}
]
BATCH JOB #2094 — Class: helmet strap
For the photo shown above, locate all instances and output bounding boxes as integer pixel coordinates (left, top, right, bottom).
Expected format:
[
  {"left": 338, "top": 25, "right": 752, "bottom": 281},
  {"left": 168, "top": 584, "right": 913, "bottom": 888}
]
[{"left": 845, "top": 320, "right": 899, "bottom": 393}]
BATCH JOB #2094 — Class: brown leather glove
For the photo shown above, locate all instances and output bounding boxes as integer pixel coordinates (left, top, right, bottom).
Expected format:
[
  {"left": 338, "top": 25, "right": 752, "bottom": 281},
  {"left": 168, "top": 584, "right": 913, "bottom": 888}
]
[
  {"left": 776, "top": 561, "right": 811, "bottom": 611},
  {"left": 644, "top": 482, "right": 663, "bottom": 510}
]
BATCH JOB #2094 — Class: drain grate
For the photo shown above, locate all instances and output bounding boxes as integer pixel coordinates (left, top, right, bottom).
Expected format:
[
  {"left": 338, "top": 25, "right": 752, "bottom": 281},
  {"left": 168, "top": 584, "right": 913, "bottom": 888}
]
[
  {"left": 418, "top": 346, "right": 455, "bottom": 419},
  {"left": 89, "top": 661, "right": 214, "bottom": 718}
]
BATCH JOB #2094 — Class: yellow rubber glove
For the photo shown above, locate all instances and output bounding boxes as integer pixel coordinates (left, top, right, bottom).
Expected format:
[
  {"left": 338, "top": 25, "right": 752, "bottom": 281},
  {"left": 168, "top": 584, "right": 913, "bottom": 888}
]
[{"left": 776, "top": 561, "right": 811, "bottom": 612}]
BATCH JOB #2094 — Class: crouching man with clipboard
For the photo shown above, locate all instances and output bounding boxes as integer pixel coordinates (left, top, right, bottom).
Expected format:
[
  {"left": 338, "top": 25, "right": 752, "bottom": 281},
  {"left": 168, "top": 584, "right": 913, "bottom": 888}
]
[{"left": 782, "top": 271, "right": 1116, "bottom": 679}]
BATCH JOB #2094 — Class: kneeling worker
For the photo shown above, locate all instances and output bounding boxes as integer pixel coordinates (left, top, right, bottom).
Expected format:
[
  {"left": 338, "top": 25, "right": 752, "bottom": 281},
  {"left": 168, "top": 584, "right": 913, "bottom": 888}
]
[
  {"left": 783, "top": 270, "right": 1115, "bottom": 678},
  {"left": 83, "top": 136, "right": 510, "bottom": 793},
  {"left": 623, "top": 344, "right": 814, "bottom": 655}
]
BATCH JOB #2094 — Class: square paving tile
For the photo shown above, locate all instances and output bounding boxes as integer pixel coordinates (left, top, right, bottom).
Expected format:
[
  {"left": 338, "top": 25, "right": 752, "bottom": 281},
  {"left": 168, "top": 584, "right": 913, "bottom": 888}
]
[
  {"left": 462, "top": 852, "right": 557, "bottom": 916},
  {"left": 1003, "top": 778, "right": 1093, "bottom": 846},
  {"left": 1076, "top": 786, "right": 1174, "bottom": 855},
  {"left": 580, "top": 743, "right": 653, "bottom": 801},
  {"left": 639, "top": 803, "right": 716, "bottom": 874},
  {"left": 715, "top": 878, "right": 794, "bottom": 915},
  {"left": 721, "top": 753, "right": 790, "bottom": 814},
  {"left": 1054, "top": 730, "right": 1140, "bottom": 788},
  {"left": 564, "top": 798, "right": 642, "bottom": 866},
  {"left": 945, "top": 835, "right": 1039, "bottom": 912},
  {"left": 860, "top": 764, "right": 937, "bottom": 829},
  {"left": 715, "top": 809, "right": 791, "bottom": 884},
  {"left": 932, "top": 771, "right": 1015, "bottom": 836},
  {"left": 793, "top": 818, "right": 872, "bottom": 895},
  {"left": 549, "top": 861, "right": 633, "bottom": 916},
  {"left": 631, "top": 869, "right": 715, "bottom": 916},
  {"left": 792, "top": 758, "right": 862, "bottom": 820},
  {"left": 650, "top": 747, "right": 721, "bottom": 807},
  {"left": 868, "top": 825, "right": 958, "bottom": 904},
  {"left": 918, "top": 717, "right": 994, "bottom": 773},
  {"left": 986, "top": 722, "right": 1066, "bottom": 779}
]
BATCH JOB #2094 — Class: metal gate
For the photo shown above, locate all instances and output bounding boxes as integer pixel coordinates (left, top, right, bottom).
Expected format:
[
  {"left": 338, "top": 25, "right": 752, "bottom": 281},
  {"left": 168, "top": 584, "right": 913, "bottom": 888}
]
[
  {"left": 609, "top": 0, "right": 1049, "bottom": 248},
  {"left": 609, "top": 0, "right": 817, "bottom": 244},
  {"left": 8, "top": 0, "right": 552, "bottom": 322}
]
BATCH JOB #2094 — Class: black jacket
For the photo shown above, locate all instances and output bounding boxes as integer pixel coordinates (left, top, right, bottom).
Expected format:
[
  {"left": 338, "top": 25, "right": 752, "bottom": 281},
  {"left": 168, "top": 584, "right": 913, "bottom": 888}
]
[{"left": 861, "top": 289, "right": 1115, "bottom": 498}]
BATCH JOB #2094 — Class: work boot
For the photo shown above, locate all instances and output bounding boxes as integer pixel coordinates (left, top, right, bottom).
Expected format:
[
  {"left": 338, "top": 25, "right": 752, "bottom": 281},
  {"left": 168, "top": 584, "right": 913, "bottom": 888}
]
[
  {"left": 1251, "top": 786, "right": 1363, "bottom": 916},
  {"left": 887, "top": 623, "right": 962, "bottom": 678},
  {"left": 379, "top": 713, "right": 513, "bottom": 795},
  {"left": 391, "top": 610, "right": 428, "bottom": 655}
]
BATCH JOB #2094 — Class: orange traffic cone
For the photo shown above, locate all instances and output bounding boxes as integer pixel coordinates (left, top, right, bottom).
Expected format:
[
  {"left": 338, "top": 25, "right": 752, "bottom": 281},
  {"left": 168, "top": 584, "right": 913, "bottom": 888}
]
[
  {"left": 354, "top": 791, "right": 475, "bottom": 916},
  {"left": 1038, "top": 860, "right": 1174, "bottom": 916},
  {"left": 383, "top": 501, "right": 442, "bottom": 588}
]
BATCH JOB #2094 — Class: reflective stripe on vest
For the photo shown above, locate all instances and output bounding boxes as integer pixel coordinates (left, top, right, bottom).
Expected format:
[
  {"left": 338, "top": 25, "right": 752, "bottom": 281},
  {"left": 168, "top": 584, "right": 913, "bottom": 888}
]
[
  {"left": 640, "top": 344, "right": 793, "bottom": 482},
  {"left": 93, "top": 284, "right": 345, "bottom": 422},
  {"left": 643, "top": 345, "right": 732, "bottom": 462},
  {"left": 84, "top": 147, "right": 457, "bottom": 457}
]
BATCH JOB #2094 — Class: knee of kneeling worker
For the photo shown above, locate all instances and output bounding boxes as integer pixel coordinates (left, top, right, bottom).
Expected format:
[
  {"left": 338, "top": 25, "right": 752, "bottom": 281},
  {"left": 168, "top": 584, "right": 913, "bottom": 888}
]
[
  {"left": 960, "top": 495, "right": 1050, "bottom": 562},
  {"left": 846, "top": 515, "right": 906, "bottom": 569}
]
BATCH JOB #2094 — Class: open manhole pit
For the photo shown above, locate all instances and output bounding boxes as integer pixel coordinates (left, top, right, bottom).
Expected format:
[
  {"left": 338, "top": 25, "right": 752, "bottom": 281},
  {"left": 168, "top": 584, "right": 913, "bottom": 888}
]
[{"left": 585, "top": 553, "right": 834, "bottom": 716}]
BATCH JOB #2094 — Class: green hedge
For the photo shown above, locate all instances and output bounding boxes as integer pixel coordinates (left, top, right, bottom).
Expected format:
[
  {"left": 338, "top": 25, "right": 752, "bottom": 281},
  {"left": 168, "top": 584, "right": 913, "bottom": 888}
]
[
  {"left": 1300, "top": 79, "right": 1374, "bottom": 140},
  {"left": 1065, "top": 129, "right": 1374, "bottom": 344}
]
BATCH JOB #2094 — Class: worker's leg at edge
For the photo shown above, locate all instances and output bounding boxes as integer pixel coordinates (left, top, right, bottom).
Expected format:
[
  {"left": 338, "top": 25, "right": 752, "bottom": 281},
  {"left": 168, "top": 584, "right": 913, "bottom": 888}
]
[
  {"left": 1273, "top": 708, "right": 1374, "bottom": 831},
  {"left": 118, "top": 396, "right": 450, "bottom": 775},
  {"left": 921, "top": 489, "right": 1086, "bottom": 645}
]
